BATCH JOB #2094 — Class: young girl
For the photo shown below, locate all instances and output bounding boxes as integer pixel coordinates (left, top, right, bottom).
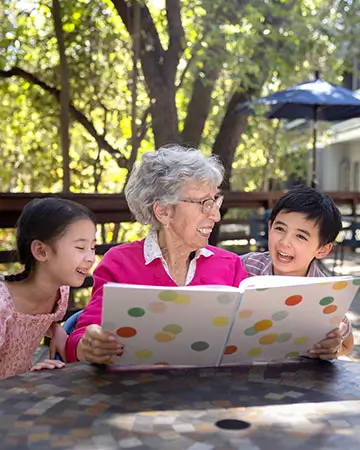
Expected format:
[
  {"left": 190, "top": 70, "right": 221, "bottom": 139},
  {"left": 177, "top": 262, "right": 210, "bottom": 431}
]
[{"left": 0, "top": 197, "right": 96, "bottom": 379}]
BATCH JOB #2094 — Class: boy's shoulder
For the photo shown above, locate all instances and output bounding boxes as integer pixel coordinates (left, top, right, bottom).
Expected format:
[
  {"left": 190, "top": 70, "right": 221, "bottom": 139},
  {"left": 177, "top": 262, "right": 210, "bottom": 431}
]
[{"left": 240, "top": 251, "right": 273, "bottom": 276}]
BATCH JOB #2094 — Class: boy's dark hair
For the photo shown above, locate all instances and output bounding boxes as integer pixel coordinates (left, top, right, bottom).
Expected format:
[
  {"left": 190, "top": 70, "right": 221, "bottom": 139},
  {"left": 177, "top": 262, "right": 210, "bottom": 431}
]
[
  {"left": 268, "top": 186, "right": 342, "bottom": 246},
  {"left": 5, "top": 197, "right": 96, "bottom": 282}
]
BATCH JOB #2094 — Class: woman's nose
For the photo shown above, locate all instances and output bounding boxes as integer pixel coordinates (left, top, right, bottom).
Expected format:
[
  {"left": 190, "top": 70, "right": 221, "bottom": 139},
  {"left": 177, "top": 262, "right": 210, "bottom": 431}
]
[{"left": 209, "top": 205, "right": 221, "bottom": 222}]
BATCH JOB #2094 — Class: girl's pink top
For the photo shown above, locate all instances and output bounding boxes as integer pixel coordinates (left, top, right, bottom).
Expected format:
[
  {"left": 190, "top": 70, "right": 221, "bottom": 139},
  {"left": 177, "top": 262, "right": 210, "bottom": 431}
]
[{"left": 0, "top": 281, "right": 69, "bottom": 379}]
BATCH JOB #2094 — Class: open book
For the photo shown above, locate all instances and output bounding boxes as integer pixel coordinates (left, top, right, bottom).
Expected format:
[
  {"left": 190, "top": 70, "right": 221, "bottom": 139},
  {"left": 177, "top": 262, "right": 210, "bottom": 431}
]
[{"left": 101, "top": 275, "right": 360, "bottom": 367}]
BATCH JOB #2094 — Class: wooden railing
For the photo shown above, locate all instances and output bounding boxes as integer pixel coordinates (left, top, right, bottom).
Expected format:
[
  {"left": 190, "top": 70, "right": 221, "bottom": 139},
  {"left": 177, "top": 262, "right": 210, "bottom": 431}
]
[
  {"left": 1, "top": 190, "right": 360, "bottom": 303},
  {"left": 1, "top": 191, "right": 360, "bottom": 227}
]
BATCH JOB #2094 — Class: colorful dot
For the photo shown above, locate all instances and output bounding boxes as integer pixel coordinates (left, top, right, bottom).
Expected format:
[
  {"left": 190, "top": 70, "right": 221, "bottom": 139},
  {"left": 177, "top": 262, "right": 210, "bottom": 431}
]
[
  {"left": 212, "top": 316, "right": 230, "bottom": 327},
  {"left": 248, "top": 348, "right": 262, "bottom": 357},
  {"left": 332, "top": 281, "right": 348, "bottom": 290},
  {"left": 158, "top": 290, "right": 177, "bottom": 302},
  {"left": 238, "top": 309, "right": 253, "bottom": 319},
  {"left": 217, "top": 294, "right": 234, "bottom": 305},
  {"left": 254, "top": 319, "right": 273, "bottom": 332},
  {"left": 323, "top": 304, "right": 337, "bottom": 314},
  {"left": 224, "top": 345, "right": 238, "bottom": 355},
  {"left": 135, "top": 349, "right": 152, "bottom": 359},
  {"left": 286, "top": 351, "right": 300, "bottom": 358},
  {"left": 148, "top": 302, "right": 167, "bottom": 313},
  {"left": 277, "top": 332, "right": 292, "bottom": 343},
  {"left": 293, "top": 337, "right": 309, "bottom": 345},
  {"left": 191, "top": 341, "right": 209, "bottom": 352},
  {"left": 128, "top": 307, "right": 145, "bottom": 317},
  {"left": 272, "top": 310, "right": 289, "bottom": 321},
  {"left": 330, "top": 315, "right": 342, "bottom": 325},
  {"left": 259, "top": 333, "right": 279, "bottom": 345},
  {"left": 116, "top": 327, "right": 137, "bottom": 338},
  {"left": 154, "top": 331, "right": 175, "bottom": 342},
  {"left": 319, "top": 296, "right": 334, "bottom": 306},
  {"left": 353, "top": 278, "right": 360, "bottom": 286},
  {"left": 285, "top": 295, "right": 303, "bottom": 306},
  {"left": 163, "top": 324, "right": 182, "bottom": 335},
  {"left": 244, "top": 327, "right": 258, "bottom": 336},
  {"left": 173, "top": 294, "right": 191, "bottom": 305}
]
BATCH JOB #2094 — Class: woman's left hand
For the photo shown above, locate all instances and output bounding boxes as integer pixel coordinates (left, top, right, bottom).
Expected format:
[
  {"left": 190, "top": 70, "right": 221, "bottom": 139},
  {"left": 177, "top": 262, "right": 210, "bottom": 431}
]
[
  {"left": 308, "top": 325, "right": 344, "bottom": 360},
  {"left": 30, "top": 359, "right": 65, "bottom": 372}
]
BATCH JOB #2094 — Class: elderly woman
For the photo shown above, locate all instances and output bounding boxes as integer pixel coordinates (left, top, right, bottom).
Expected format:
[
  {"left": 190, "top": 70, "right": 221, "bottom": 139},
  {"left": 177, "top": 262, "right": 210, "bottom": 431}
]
[{"left": 65, "top": 145, "right": 248, "bottom": 363}]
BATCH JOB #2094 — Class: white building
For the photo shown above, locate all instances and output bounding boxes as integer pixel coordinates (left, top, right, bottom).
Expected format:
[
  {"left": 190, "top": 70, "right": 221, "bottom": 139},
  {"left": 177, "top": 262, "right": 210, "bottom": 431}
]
[{"left": 318, "top": 117, "right": 360, "bottom": 191}]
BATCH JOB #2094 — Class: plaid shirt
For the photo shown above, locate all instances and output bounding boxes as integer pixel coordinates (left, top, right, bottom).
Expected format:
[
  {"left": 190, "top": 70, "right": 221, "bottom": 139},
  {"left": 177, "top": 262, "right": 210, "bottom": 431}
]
[{"left": 240, "top": 251, "right": 352, "bottom": 339}]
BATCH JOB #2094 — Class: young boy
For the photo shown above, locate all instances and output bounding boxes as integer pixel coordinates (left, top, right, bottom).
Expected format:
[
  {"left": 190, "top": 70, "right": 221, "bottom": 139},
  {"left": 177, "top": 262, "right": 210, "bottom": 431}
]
[{"left": 241, "top": 186, "right": 353, "bottom": 360}]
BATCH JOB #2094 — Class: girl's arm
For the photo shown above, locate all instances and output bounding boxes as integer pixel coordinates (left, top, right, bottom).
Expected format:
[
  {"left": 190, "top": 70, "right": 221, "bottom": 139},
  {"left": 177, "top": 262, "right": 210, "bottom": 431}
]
[{"left": 46, "top": 322, "right": 68, "bottom": 361}]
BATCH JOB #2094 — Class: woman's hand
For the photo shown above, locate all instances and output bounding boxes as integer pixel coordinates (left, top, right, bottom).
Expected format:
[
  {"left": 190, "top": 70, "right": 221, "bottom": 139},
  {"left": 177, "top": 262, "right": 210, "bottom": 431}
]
[
  {"left": 76, "top": 324, "right": 124, "bottom": 364},
  {"left": 30, "top": 359, "right": 65, "bottom": 372},
  {"left": 308, "top": 325, "right": 345, "bottom": 360}
]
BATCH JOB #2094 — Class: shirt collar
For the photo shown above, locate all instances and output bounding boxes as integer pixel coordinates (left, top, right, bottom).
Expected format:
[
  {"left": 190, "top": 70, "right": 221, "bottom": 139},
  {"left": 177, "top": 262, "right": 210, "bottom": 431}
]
[{"left": 144, "top": 229, "right": 213, "bottom": 265}]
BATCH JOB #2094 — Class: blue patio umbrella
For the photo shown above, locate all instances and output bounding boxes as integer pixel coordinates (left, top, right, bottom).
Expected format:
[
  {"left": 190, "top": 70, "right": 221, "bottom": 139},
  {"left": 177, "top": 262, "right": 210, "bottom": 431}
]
[{"left": 239, "top": 71, "right": 360, "bottom": 186}]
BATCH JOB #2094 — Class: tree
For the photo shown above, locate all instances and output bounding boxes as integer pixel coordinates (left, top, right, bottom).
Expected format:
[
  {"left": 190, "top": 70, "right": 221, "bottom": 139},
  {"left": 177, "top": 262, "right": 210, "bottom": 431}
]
[{"left": 1, "top": 0, "right": 359, "bottom": 193}]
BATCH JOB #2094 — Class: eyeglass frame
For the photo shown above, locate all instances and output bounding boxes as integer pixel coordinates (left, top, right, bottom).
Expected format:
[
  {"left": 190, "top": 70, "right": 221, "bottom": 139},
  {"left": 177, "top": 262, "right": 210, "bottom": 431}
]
[{"left": 179, "top": 194, "right": 224, "bottom": 215}]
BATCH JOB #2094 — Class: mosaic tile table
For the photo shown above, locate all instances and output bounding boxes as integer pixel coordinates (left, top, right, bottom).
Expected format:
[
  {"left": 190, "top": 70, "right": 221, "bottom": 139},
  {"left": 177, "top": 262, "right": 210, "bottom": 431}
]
[{"left": 1, "top": 360, "right": 360, "bottom": 449}]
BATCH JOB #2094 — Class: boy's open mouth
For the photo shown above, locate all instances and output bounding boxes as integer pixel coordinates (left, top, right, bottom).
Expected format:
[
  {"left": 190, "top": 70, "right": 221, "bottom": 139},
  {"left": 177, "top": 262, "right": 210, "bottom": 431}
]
[{"left": 277, "top": 251, "right": 294, "bottom": 262}]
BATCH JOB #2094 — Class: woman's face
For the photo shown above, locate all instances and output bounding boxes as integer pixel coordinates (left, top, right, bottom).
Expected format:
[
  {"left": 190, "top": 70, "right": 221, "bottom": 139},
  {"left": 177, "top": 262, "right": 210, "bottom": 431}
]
[{"left": 167, "top": 181, "right": 222, "bottom": 252}]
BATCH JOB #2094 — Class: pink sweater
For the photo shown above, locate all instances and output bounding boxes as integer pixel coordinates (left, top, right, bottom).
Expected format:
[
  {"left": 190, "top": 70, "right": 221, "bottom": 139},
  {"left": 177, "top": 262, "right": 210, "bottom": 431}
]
[{"left": 65, "top": 240, "right": 247, "bottom": 362}]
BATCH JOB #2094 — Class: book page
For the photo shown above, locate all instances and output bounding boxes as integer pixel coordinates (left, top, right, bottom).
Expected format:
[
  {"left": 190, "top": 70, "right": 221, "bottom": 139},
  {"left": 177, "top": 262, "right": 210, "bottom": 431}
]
[
  {"left": 102, "top": 283, "right": 241, "bottom": 367},
  {"left": 222, "top": 276, "right": 360, "bottom": 365},
  {"left": 238, "top": 274, "right": 354, "bottom": 292}
]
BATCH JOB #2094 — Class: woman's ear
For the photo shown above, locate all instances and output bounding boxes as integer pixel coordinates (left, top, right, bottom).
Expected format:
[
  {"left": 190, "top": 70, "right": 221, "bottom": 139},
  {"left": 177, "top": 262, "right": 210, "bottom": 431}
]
[
  {"left": 315, "top": 242, "right": 333, "bottom": 260},
  {"left": 153, "top": 201, "right": 173, "bottom": 227},
  {"left": 30, "top": 240, "right": 50, "bottom": 262}
]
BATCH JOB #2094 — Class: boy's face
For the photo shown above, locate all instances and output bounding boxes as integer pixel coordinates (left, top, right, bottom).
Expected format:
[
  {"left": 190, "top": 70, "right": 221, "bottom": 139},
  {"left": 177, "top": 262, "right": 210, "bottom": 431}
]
[{"left": 268, "top": 211, "right": 333, "bottom": 277}]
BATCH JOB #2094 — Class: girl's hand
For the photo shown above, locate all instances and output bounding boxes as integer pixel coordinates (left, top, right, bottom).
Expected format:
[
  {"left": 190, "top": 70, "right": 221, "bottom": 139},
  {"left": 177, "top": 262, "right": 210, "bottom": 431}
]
[
  {"left": 30, "top": 359, "right": 65, "bottom": 372},
  {"left": 49, "top": 324, "right": 68, "bottom": 361},
  {"left": 77, "top": 324, "right": 124, "bottom": 364},
  {"left": 308, "top": 325, "right": 345, "bottom": 360}
]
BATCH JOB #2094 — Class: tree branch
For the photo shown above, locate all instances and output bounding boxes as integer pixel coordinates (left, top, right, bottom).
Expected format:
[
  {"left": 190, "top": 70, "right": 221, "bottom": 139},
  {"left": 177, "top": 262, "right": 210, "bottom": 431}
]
[
  {"left": 164, "top": 0, "right": 184, "bottom": 80},
  {"left": 111, "top": 0, "right": 166, "bottom": 92},
  {"left": 0, "top": 67, "right": 127, "bottom": 167}
]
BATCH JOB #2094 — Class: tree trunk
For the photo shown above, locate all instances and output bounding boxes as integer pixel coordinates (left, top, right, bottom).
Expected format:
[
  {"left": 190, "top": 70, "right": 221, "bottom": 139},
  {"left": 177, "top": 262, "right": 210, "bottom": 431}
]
[
  {"left": 182, "top": 66, "right": 221, "bottom": 148},
  {"left": 212, "top": 90, "right": 255, "bottom": 191},
  {"left": 150, "top": 85, "right": 180, "bottom": 147},
  {"left": 52, "top": 0, "right": 70, "bottom": 192},
  {"left": 209, "top": 90, "right": 255, "bottom": 246}
]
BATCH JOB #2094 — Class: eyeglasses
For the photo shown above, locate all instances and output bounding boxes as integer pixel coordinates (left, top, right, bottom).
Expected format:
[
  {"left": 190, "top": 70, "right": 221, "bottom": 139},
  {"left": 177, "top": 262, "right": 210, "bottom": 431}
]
[{"left": 179, "top": 194, "right": 224, "bottom": 215}]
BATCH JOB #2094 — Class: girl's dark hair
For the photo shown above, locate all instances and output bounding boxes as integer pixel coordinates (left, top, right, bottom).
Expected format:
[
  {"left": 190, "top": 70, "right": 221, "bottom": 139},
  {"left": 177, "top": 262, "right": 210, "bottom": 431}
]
[{"left": 5, "top": 197, "right": 96, "bottom": 282}]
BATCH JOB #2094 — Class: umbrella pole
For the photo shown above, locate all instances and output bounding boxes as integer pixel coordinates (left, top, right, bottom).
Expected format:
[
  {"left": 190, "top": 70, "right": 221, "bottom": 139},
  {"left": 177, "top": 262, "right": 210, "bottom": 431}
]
[{"left": 311, "top": 106, "right": 318, "bottom": 188}]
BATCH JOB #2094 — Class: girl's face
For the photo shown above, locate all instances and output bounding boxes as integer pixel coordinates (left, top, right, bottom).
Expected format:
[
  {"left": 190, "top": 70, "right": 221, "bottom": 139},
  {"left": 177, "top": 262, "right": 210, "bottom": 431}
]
[{"left": 44, "top": 219, "right": 97, "bottom": 287}]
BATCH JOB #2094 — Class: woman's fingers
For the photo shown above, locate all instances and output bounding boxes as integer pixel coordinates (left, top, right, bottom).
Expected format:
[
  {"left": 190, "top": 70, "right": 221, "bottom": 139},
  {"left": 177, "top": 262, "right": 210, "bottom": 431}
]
[{"left": 79, "top": 325, "right": 124, "bottom": 363}]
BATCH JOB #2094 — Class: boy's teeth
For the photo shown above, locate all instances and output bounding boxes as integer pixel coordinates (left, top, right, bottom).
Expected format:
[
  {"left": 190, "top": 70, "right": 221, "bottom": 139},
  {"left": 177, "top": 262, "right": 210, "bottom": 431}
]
[
  {"left": 198, "top": 228, "right": 212, "bottom": 233},
  {"left": 278, "top": 251, "right": 292, "bottom": 259}
]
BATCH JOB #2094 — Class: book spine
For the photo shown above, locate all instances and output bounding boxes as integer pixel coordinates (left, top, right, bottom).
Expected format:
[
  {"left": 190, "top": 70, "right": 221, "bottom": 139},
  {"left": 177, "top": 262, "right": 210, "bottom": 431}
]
[{"left": 217, "top": 292, "right": 243, "bottom": 366}]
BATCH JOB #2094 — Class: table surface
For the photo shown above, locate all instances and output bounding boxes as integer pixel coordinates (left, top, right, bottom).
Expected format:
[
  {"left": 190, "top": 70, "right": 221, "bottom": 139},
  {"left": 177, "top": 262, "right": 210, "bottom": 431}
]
[{"left": 1, "top": 359, "right": 360, "bottom": 449}]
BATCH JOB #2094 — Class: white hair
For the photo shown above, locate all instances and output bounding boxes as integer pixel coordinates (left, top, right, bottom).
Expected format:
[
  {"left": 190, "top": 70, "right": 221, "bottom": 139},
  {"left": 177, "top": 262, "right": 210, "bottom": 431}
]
[{"left": 125, "top": 145, "right": 224, "bottom": 228}]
